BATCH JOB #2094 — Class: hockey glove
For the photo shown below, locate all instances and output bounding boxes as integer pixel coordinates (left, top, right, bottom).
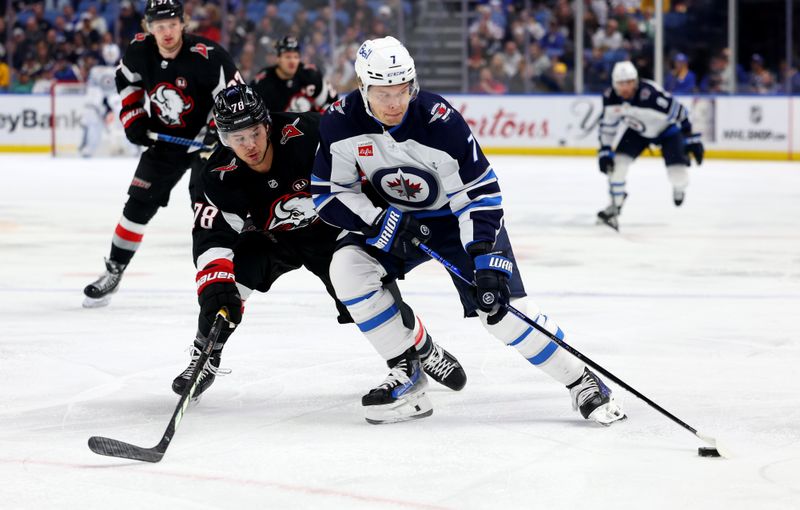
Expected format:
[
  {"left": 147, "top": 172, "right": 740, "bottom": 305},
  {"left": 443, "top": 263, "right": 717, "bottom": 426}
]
[
  {"left": 196, "top": 260, "right": 242, "bottom": 325},
  {"left": 468, "top": 242, "right": 512, "bottom": 325},
  {"left": 598, "top": 146, "right": 615, "bottom": 174},
  {"left": 120, "top": 107, "right": 154, "bottom": 147},
  {"left": 364, "top": 206, "right": 430, "bottom": 259},
  {"left": 683, "top": 133, "right": 704, "bottom": 165}
]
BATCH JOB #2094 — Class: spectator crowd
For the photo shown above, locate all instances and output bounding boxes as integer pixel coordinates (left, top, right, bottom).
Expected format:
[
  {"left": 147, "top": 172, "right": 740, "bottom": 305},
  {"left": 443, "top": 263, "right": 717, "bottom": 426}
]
[{"left": 1, "top": 0, "right": 797, "bottom": 95}]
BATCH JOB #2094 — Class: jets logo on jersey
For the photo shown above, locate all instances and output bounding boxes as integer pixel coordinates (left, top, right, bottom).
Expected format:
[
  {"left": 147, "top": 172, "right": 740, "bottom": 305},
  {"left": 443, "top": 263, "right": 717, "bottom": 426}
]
[
  {"left": 211, "top": 158, "right": 238, "bottom": 180},
  {"left": 429, "top": 103, "right": 452, "bottom": 124},
  {"left": 266, "top": 192, "right": 318, "bottom": 231},
  {"left": 640, "top": 88, "right": 651, "bottom": 101},
  {"left": 387, "top": 175, "right": 422, "bottom": 199},
  {"left": 190, "top": 43, "right": 214, "bottom": 59},
  {"left": 280, "top": 118, "right": 304, "bottom": 144},
  {"left": 374, "top": 167, "right": 438, "bottom": 208},
  {"left": 358, "top": 143, "right": 374, "bottom": 157},
  {"left": 150, "top": 83, "right": 194, "bottom": 127}
]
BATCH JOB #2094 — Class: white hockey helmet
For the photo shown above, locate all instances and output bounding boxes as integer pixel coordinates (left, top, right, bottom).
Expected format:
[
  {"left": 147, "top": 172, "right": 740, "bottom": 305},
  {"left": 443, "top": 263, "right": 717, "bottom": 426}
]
[
  {"left": 612, "top": 61, "right": 639, "bottom": 85},
  {"left": 354, "top": 36, "right": 418, "bottom": 118}
]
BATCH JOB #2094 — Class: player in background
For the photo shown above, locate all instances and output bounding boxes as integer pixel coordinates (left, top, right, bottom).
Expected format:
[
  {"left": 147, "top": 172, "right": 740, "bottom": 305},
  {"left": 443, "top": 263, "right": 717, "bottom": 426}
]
[
  {"left": 596, "top": 61, "right": 704, "bottom": 231},
  {"left": 79, "top": 65, "right": 138, "bottom": 158},
  {"left": 311, "top": 36, "right": 625, "bottom": 425},
  {"left": 173, "top": 84, "right": 466, "bottom": 401},
  {"left": 83, "top": 0, "right": 243, "bottom": 307},
  {"left": 251, "top": 36, "right": 338, "bottom": 113}
]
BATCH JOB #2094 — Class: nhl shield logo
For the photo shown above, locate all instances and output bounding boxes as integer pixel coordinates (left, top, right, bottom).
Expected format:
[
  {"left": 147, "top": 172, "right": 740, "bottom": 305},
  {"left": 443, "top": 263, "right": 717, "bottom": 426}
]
[
  {"left": 750, "top": 105, "right": 763, "bottom": 124},
  {"left": 280, "top": 118, "right": 304, "bottom": 144}
]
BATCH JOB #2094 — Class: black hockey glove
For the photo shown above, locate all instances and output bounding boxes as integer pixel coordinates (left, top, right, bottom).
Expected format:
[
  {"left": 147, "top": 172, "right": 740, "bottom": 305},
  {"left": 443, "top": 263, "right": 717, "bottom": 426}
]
[
  {"left": 683, "top": 133, "right": 704, "bottom": 165},
  {"left": 598, "top": 146, "right": 615, "bottom": 174},
  {"left": 196, "top": 260, "right": 242, "bottom": 326},
  {"left": 120, "top": 107, "right": 154, "bottom": 147},
  {"left": 364, "top": 206, "right": 430, "bottom": 259},
  {"left": 468, "top": 242, "right": 512, "bottom": 325}
]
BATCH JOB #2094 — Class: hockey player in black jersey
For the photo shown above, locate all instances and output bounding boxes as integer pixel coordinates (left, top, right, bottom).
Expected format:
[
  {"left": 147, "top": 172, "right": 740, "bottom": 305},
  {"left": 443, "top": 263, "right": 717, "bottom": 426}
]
[
  {"left": 251, "top": 36, "right": 338, "bottom": 113},
  {"left": 83, "top": 0, "right": 243, "bottom": 307},
  {"left": 312, "top": 36, "right": 625, "bottom": 426},
  {"left": 171, "top": 84, "right": 466, "bottom": 401},
  {"left": 596, "top": 61, "right": 705, "bottom": 231}
]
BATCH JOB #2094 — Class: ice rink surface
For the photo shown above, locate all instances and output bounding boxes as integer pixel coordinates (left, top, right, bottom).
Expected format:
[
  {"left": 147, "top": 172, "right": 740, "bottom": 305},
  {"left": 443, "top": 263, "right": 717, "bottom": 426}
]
[{"left": 1, "top": 154, "right": 799, "bottom": 509}]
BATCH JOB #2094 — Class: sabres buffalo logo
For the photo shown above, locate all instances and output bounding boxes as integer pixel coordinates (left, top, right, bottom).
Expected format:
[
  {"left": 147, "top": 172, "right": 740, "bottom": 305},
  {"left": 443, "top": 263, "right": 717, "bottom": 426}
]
[
  {"left": 266, "top": 192, "right": 318, "bottom": 231},
  {"left": 149, "top": 83, "right": 194, "bottom": 127}
]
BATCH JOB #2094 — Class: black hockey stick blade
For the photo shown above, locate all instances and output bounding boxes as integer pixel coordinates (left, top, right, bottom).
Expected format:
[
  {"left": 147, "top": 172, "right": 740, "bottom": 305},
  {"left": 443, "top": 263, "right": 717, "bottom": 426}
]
[
  {"left": 88, "top": 436, "right": 167, "bottom": 463},
  {"left": 88, "top": 311, "right": 229, "bottom": 463}
]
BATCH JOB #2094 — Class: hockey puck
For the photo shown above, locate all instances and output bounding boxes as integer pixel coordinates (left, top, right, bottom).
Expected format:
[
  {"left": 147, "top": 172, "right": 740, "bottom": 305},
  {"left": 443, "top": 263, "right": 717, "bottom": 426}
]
[{"left": 698, "top": 447, "right": 721, "bottom": 457}]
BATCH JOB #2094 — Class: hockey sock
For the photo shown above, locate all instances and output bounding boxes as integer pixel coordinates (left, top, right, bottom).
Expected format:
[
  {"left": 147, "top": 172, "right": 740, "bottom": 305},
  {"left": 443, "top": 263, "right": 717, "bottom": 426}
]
[
  {"left": 479, "top": 299, "right": 584, "bottom": 386},
  {"left": 666, "top": 164, "right": 689, "bottom": 192},
  {"left": 330, "top": 246, "right": 416, "bottom": 360},
  {"left": 109, "top": 198, "right": 159, "bottom": 265}
]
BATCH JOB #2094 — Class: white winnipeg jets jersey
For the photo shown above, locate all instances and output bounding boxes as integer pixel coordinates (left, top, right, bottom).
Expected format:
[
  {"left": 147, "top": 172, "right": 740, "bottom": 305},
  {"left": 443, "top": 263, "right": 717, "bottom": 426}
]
[
  {"left": 311, "top": 91, "right": 504, "bottom": 250},
  {"left": 599, "top": 79, "right": 692, "bottom": 146}
]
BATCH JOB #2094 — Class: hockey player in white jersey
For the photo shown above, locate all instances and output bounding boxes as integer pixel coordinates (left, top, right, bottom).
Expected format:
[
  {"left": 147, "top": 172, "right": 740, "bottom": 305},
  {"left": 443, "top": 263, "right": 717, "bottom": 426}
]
[
  {"left": 597, "top": 61, "right": 704, "bottom": 230},
  {"left": 312, "top": 36, "right": 625, "bottom": 425},
  {"left": 79, "top": 65, "right": 138, "bottom": 158}
]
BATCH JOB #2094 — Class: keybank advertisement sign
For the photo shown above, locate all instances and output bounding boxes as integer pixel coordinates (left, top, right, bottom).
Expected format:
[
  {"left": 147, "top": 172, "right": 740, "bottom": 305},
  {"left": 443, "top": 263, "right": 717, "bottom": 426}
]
[
  {"left": 0, "top": 94, "right": 84, "bottom": 149},
  {"left": 0, "top": 93, "right": 796, "bottom": 158}
]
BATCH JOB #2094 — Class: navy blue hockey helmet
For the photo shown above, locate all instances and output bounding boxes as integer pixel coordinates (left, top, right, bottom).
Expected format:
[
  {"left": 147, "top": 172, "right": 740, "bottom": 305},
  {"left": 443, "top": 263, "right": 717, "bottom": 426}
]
[
  {"left": 275, "top": 36, "right": 301, "bottom": 55},
  {"left": 145, "top": 0, "right": 184, "bottom": 24},
  {"left": 213, "top": 85, "right": 272, "bottom": 145}
]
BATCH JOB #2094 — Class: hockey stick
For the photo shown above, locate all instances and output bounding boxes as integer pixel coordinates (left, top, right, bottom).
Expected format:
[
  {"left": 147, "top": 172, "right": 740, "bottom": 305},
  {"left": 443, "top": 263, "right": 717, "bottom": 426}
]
[
  {"left": 88, "top": 311, "right": 230, "bottom": 463},
  {"left": 147, "top": 132, "right": 214, "bottom": 150},
  {"left": 413, "top": 239, "right": 729, "bottom": 458}
]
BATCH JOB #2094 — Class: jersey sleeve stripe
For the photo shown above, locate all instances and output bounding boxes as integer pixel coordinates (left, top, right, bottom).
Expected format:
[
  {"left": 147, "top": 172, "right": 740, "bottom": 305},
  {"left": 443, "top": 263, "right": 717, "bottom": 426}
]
[{"left": 196, "top": 247, "right": 234, "bottom": 271}]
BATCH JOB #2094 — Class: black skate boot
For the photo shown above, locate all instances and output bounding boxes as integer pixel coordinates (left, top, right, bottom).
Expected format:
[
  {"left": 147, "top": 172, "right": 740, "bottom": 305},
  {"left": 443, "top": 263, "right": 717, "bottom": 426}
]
[
  {"left": 363, "top": 347, "right": 433, "bottom": 424},
  {"left": 673, "top": 189, "right": 685, "bottom": 206},
  {"left": 172, "top": 346, "right": 229, "bottom": 399},
  {"left": 597, "top": 193, "right": 627, "bottom": 232},
  {"left": 418, "top": 334, "right": 467, "bottom": 391},
  {"left": 567, "top": 368, "right": 626, "bottom": 426},
  {"left": 83, "top": 258, "right": 127, "bottom": 308}
]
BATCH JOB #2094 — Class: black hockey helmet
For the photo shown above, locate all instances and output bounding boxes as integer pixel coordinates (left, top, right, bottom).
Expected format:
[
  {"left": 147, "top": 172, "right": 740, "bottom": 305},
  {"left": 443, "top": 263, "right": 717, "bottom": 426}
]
[
  {"left": 213, "top": 84, "right": 271, "bottom": 145},
  {"left": 275, "top": 36, "right": 301, "bottom": 55},
  {"left": 144, "top": 0, "right": 184, "bottom": 24}
]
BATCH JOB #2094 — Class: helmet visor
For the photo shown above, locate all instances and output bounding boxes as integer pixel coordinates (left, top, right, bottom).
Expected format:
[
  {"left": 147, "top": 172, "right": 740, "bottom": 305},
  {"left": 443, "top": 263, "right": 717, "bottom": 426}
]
[{"left": 218, "top": 123, "right": 268, "bottom": 149}]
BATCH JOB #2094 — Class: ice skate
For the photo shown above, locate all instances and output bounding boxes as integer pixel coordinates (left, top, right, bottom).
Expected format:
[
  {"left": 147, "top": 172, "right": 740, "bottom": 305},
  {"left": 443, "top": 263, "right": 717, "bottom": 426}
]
[
  {"left": 419, "top": 334, "right": 466, "bottom": 391},
  {"left": 596, "top": 205, "right": 620, "bottom": 231},
  {"left": 172, "top": 346, "right": 230, "bottom": 400},
  {"left": 596, "top": 193, "right": 626, "bottom": 232},
  {"left": 363, "top": 347, "right": 433, "bottom": 424},
  {"left": 567, "top": 368, "right": 626, "bottom": 425},
  {"left": 673, "top": 189, "right": 685, "bottom": 206},
  {"left": 83, "top": 258, "right": 126, "bottom": 308}
]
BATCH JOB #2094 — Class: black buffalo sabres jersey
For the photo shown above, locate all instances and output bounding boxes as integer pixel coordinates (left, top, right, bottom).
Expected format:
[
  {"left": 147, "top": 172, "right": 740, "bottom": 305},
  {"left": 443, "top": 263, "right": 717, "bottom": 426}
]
[
  {"left": 116, "top": 32, "right": 242, "bottom": 151},
  {"left": 251, "top": 63, "right": 337, "bottom": 113},
  {"left": 191, "top": 112, "right": 340, "bottom": 270}
]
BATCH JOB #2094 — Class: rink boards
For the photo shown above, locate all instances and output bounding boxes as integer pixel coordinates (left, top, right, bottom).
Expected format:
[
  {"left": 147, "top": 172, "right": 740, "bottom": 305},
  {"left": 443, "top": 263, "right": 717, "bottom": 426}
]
[{"left": 0, "top": 93, "right": 798, "bottom": 160}]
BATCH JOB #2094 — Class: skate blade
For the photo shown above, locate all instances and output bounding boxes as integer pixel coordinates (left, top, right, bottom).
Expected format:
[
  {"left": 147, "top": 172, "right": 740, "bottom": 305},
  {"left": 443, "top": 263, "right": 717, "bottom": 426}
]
[
  {"left": 587, "top": 400, "right": 627, "bottom": 426},
  {"left": 364, "top": 392, "right": 433, "bottom": 425},
  {"left": 82, "top": 295, "right": 113, "bottom": 308},
  {"left": 596, "top": 217, "right": 620, "bottom": 232}
]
